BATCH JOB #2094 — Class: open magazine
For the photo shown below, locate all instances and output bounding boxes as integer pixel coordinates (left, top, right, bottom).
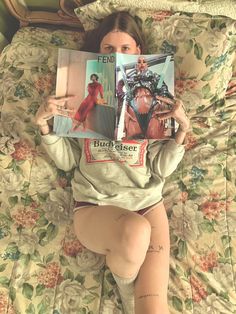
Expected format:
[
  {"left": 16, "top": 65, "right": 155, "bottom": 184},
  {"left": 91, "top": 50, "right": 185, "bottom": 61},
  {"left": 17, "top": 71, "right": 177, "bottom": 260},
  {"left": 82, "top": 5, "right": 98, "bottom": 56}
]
[{"left": 54, "top": 48, "right": 177, "bottom": 140}]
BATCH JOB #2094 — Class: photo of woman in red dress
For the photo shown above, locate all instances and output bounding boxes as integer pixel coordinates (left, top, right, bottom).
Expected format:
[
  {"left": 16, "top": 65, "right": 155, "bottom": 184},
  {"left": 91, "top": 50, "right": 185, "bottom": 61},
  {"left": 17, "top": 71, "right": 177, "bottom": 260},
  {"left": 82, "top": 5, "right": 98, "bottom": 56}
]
[{"left": 73, "top": 73, "right": 104, "bottom": 130}]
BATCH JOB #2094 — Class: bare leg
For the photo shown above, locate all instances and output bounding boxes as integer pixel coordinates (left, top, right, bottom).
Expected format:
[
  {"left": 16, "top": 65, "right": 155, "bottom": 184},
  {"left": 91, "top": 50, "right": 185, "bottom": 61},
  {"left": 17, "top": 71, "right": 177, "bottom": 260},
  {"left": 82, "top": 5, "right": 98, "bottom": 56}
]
[
  {"left": 134, "top": 203, "right": 170, "bottom": 314},
  {"left": 73, "top": 205, "right": 151, "bottom": 278}
]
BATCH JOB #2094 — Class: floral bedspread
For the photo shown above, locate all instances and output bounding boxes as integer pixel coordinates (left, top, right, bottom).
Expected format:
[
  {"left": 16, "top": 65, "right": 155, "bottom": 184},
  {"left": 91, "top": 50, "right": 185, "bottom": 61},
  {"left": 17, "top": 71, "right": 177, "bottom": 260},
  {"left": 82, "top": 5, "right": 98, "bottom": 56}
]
[{"left": 0, "top": 25, "right": 236, "bottom": 314}]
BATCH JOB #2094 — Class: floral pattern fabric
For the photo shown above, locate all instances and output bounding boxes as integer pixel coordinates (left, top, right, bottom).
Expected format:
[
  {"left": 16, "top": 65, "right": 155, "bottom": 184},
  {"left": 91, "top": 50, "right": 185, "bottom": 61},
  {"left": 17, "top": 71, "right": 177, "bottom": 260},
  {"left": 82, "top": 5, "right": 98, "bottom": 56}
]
[{"left": 0, "top": 20, "right": 235, "bottom": 314}]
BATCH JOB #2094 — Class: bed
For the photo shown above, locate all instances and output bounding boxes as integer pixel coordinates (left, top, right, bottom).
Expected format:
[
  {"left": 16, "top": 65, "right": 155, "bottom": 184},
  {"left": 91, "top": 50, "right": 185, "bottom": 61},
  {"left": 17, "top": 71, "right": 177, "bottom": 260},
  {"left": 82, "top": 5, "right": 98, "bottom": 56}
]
[{"left": 0, "top": 0, "right": 236, "bottom": 313}]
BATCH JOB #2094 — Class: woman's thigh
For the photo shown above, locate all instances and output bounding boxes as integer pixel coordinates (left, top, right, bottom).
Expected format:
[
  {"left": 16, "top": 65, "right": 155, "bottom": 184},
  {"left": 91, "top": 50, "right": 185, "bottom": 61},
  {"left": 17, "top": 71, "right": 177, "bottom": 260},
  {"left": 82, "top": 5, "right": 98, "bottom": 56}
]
[{"left": 73, "top": 204, "right": 150, "bottom": 255}]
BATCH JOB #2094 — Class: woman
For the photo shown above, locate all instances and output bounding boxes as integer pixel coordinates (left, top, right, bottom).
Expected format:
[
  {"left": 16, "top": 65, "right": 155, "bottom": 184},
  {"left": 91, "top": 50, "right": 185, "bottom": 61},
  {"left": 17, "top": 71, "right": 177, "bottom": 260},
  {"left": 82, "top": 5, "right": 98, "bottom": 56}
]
[
  {"left": 116, "top": 56, "right": 173, "bottom": 139},
  {"left": 73, "top": 73, "right": 104, "bottom": 130},
  {"left": 35, "top": 11, "right": 190, "bottom": 314}
]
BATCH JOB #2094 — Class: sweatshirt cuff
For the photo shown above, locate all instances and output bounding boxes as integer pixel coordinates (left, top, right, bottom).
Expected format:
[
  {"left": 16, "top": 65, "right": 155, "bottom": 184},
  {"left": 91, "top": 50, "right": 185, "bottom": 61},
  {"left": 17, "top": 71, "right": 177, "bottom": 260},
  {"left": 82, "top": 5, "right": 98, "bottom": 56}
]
[
  {"left": 41, "top": 134, "right": 62, "bottom": 145},
  {"left": 166, "top": 139, "right": 185, "bottom": 153}
]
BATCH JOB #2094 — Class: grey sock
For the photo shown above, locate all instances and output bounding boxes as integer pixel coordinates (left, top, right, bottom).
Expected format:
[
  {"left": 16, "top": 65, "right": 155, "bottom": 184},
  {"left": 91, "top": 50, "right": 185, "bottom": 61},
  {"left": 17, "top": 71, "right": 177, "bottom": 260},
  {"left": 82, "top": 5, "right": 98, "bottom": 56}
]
[{"left": 112, "top": 273, "right": 138, "bottom": 314}]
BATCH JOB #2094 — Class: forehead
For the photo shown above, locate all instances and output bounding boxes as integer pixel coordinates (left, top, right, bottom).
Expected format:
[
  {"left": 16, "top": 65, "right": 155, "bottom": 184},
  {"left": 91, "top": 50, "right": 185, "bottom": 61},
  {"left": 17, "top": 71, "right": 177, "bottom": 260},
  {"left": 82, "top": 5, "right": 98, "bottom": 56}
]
[{"left": 101, "top": 31, "right": 137, "bottom": 45}]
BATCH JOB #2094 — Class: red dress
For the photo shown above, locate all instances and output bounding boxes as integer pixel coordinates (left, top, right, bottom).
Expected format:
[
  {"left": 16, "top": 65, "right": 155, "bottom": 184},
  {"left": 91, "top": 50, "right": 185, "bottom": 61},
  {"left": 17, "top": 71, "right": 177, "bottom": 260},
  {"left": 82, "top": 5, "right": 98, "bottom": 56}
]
[{"left": 74, "top": 81, "right": 104, "bottom": 122}]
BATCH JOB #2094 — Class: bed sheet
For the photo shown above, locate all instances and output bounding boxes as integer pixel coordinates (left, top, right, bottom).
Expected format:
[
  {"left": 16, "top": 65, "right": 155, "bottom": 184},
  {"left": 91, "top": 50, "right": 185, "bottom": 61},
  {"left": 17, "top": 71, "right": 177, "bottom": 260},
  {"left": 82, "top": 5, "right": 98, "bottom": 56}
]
[{"left": 0, "top": 26, "right": 236, "bottom": 314}]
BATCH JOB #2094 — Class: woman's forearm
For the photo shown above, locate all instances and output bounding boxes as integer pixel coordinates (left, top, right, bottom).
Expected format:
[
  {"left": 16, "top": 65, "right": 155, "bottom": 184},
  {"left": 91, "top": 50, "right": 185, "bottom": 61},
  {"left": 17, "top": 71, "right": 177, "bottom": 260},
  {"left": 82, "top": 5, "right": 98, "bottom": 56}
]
[
  {"left": 174, "top": 123, "right": 191, "bottom": 145},
  {"left": 38, "top": 122, "right": 51, "bottom": 135},
  {"left": 175, "top": 128, "right": 187, "bottom": 144}
]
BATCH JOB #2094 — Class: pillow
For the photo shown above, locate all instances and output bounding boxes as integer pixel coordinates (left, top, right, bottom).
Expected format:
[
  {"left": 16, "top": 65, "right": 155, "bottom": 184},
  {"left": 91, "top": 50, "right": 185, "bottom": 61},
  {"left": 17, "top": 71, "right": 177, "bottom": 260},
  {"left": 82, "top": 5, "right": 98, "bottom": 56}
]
[
  {"left": 75, "top": 4, "right": 236, "bottom": 115},
  {"left": 75, "top": 0, "right": 236, "bottom": 21},
  {"left": 144, "top": 12, "right": 236, "bottom": 116}
]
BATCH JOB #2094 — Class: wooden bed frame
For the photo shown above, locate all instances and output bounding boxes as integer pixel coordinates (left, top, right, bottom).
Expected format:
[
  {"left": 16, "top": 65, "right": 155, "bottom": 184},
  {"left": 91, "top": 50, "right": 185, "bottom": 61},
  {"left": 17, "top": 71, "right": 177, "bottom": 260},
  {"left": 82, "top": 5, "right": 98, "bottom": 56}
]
[{"left": 3, "top": 0, "right": 84, "bottom": 28}]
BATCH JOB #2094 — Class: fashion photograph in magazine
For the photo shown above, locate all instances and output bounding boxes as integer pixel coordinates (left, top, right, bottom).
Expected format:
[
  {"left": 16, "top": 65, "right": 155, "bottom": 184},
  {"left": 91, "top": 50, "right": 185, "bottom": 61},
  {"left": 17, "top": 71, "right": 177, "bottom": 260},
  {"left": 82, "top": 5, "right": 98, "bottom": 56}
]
[{"left": 53, "top": 49, "right": 177, "bottom": 140}]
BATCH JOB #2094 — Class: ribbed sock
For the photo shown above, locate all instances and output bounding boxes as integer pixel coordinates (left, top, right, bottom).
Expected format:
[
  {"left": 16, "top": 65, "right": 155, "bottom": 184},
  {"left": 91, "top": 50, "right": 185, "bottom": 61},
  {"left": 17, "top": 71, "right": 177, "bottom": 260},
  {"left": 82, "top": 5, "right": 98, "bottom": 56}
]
[{"left": 112, "top": 272, "right": 138, "bottom": 314}]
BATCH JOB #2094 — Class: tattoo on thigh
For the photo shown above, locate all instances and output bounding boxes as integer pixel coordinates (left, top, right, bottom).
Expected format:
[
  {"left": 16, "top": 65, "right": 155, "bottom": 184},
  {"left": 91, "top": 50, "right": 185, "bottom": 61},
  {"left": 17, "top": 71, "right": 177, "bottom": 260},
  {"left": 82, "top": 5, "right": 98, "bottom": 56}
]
[
  {"left": 147, "top": 244, "right": 164, "bottom": 253},
  {"left": 115, "top": 213, "right": 129, "bottom": 221},
  {"left": 138, "top": 294, "right": 159, "bottom": 299}
]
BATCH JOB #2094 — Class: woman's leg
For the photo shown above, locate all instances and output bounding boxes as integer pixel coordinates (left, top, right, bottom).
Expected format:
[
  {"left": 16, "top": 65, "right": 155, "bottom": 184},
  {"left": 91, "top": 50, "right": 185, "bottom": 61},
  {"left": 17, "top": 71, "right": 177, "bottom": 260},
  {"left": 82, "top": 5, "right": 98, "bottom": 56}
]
[
  {"left": 134, "top": 203, "right": 170, "bottom": 314},
  {"left": 73, "top": 205, "right": 151, "bottom": 278}
]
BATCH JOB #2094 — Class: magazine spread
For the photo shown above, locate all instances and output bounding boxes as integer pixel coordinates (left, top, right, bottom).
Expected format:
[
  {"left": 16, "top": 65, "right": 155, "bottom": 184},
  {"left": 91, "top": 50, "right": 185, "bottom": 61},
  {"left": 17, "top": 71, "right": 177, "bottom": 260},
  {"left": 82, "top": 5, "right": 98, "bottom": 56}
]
[{"left": 54, "top": 48, "right": 177, "bottom": 140}]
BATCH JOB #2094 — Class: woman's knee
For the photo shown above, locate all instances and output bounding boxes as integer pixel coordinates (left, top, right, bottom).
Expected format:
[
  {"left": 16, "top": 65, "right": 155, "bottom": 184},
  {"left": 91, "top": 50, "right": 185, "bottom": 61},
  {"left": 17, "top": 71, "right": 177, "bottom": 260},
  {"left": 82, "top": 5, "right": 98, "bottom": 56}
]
[{"left": 118, "top": 214, "right": 151, "bottom": 264}]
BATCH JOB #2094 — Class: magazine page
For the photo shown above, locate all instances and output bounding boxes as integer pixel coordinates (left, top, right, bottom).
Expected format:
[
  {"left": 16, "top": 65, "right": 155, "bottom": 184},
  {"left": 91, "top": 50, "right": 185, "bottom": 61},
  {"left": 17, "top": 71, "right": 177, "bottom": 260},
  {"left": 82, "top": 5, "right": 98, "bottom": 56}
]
[
  {"left": 115, "top": 53, "right": 176, "bottom": 140},
  {"left": 54, "top": 49, "right": 117, "bottom": 139}
]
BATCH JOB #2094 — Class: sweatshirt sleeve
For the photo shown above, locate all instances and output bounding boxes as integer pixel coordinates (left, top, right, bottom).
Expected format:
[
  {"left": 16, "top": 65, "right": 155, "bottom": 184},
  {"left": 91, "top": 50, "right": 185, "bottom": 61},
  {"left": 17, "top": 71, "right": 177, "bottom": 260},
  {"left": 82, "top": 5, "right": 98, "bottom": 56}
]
[
  {"left": 148, "top": 139, "right": 185, "bottom": 179},
  {"left": 41, "top": 134, "right": 81, "bottom": 172}
]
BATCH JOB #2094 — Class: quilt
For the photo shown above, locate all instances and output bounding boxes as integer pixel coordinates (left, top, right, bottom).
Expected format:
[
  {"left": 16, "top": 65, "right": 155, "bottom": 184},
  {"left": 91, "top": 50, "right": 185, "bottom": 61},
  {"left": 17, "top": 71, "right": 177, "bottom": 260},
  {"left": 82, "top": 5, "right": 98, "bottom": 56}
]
[{"left": 0, "top": 9, "right": 236, "bottom": 314}]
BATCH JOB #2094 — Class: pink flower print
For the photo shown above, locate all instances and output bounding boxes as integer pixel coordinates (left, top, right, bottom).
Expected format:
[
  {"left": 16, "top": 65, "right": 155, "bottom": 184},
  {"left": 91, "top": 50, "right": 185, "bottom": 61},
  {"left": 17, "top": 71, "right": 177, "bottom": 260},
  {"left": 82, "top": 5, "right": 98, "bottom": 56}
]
[
  {"left": 149, "top": 10, "right": 173, "bottom": 22},
  {"left": 190, "top": 275, "right": 208, "bottom": 303},
  {"left": 0, "top": 290, "right": 16, "bottom": 314},
  {"left": 193, "top": 251, "right": 218, "bottom": 272},
  {"left": 201, "top": 200, "right": 225, "bottom": 220},
  {"left": 185, "top": 133, "right": 198, "bottom": 150},
  {"left": 38, "top": 262, "right": 63, "bottom": 288},
  {"left": 62, "top": 239, "right": 84, "bottom": 257},
  {"left": 175, "top": 71, "right": 198, "bottom": 96},
  {"left": 30, "top": 201, "right": 39, "bottom": 209},
  {"left": 209, "top": 192, "right": 220, "bottom": 200},
  {"left": 12, "top": 207, "right": 39, "bottom": 228},
  {"left": 35, "top": 73, "right": 54, "bottom": 94},
  {"left": 11, "top": 141, "right": 36, "bottom": 161}
]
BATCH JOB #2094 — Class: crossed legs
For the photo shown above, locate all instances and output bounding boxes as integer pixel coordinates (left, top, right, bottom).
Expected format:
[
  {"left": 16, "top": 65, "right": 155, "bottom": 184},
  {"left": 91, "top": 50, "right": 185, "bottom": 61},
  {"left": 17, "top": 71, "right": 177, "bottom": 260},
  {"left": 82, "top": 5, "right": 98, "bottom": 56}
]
[{"left": 73, "top": 203, "right": 170, "bottom": 313}]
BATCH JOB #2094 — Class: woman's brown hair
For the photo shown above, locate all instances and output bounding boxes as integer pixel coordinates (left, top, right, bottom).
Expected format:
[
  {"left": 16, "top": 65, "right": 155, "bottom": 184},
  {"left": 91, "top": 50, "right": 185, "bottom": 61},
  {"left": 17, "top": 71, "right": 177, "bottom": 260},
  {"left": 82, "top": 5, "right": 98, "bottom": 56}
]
[{"left": 81, "top": 11, "right": 145, "bottom": 53}]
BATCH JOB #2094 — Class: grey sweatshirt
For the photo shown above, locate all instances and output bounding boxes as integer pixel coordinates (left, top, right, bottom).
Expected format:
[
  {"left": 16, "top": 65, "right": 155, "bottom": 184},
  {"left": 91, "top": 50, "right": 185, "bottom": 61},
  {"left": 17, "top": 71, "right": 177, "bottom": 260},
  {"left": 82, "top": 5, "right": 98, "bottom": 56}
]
[{"left": 41, "top": 135, "right": 185, "bottom": 210}]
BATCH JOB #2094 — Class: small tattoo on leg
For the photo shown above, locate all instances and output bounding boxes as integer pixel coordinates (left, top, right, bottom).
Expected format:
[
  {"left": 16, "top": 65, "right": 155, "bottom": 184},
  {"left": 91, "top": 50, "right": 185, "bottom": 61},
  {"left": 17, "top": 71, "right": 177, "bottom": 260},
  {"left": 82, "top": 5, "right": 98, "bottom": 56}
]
[
  {"left": 115, "top": 213, "right": 129, "bottom": 221},
  {"left": 147, "top": 244, "right": 164, "bottom": 253},
  {"left": 138, "top": 293, "right": 159, "bottom": 299}
]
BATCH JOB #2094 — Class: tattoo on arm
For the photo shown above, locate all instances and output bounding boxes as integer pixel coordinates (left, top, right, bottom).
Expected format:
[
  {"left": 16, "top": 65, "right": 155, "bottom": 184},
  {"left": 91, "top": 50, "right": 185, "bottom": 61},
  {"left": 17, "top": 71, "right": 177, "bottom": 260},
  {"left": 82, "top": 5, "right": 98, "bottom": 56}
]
[{"left": 147, "top": 244, "right": 164, "bottom": 253}]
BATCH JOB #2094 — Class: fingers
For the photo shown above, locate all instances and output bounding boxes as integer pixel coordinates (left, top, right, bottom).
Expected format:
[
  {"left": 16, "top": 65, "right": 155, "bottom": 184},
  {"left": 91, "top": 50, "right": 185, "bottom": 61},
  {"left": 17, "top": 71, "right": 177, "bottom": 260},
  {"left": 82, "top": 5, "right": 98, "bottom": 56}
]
[
  {"left": 156, "top": 95, "right": 182, "bottom": 109},
  {"left": 35, "top": 95, "right": 77, "bottom": 127},
  {"left": 157, "top": 96, "right": 188, "bottom": 113},
  {"left": 154, "top": 96, "right": 189, "bottom": 124},
  {"left": 156, "top": 95, "right": 178, "bottom": 107},
  {"left": 55, "top": 103, "right": 74, "bottom": 112},
  {"left": 154, "top": 111, "right": 173, "bottom": 121},
  {"left": 154, "top": 96, "right": 176, "bottom": 120},
  {"left": 156, "top": 95, "right": 175, "bottom": 106},
  {"left": 47, "top": 95, "right": 79, "bottom": 104},
  {"left": 57, "top": 108, "right": 75, "bottom": 117},
  {"left": 154, "top": 109, "right": 171, "bottom": 115},
  {"left": 44, "top": 95, "right": 76, "bottom": 117}
]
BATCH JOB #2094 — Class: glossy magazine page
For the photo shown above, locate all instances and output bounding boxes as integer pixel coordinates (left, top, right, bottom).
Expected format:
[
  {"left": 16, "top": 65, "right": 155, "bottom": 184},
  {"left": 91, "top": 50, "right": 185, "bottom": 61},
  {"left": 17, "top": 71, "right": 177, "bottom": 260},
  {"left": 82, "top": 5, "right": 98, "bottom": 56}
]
[
  {"left": 54, "top": 49, "right": 177, "bottom": 140},
  {"left": 54, "top": 49, "right": 116, "bottom": 139},
  {"left": 115, "top": 52, "right": 176, "bottom": 140}
]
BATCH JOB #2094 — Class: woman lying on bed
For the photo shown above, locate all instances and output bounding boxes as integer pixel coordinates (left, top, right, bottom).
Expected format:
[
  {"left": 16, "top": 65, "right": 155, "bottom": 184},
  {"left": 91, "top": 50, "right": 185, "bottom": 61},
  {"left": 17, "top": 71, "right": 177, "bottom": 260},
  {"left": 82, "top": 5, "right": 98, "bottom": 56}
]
[{"left": 35, "top": 11, "right": 190, "bottom": 314}]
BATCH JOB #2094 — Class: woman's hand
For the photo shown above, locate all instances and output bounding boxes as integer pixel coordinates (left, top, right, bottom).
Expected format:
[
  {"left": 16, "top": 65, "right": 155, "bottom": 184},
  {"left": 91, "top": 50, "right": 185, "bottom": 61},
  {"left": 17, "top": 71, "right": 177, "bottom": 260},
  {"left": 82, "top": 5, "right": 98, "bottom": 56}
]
[
  {"left": 155, "top": 96, "right": 190, "bottom": 132},
  {"left": 35, "top": 95, "right": 76, "bottom": 134},
  {"left": 154, "top": 96, "right": 190, "bottom": 144}
]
